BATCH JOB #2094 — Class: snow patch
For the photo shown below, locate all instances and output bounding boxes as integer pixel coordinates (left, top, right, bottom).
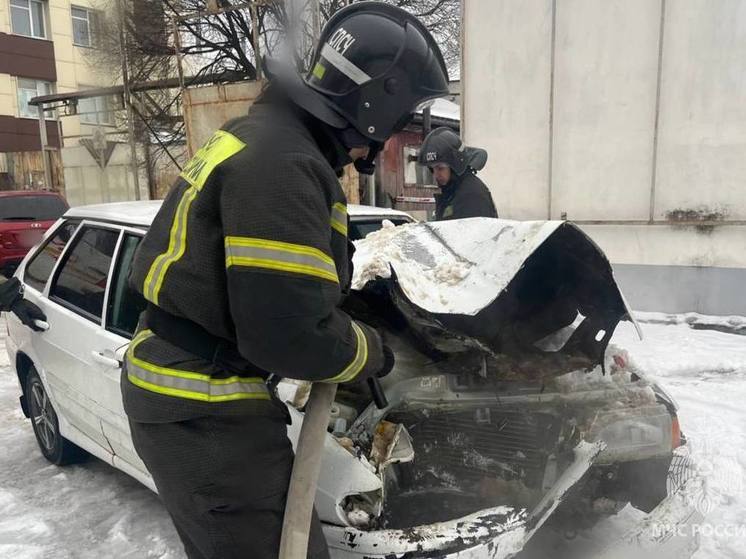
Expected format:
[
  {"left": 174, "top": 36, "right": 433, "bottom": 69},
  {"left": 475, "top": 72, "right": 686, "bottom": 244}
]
[
  {"left": 346, "top": 508, "right": 371, "bottom": 527},
  {"left": 352, "top": 219, "right": 564, "bottom": 315}
]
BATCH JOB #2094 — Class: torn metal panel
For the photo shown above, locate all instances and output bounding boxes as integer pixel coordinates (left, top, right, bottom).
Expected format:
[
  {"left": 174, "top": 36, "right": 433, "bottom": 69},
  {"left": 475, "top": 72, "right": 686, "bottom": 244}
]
[
  {"left": 285, "top": 407, "right": 382, "bottom": 526},
  {"left": 369, "top": 420, "right": 414, "bottom": 470},
  {"left": 323, "top": 441, "right": 604, "bottom": 558}
]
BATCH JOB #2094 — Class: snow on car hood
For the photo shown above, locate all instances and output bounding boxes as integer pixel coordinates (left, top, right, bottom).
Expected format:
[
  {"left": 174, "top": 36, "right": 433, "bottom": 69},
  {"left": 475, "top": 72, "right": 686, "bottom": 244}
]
[
  {"left": 353, "top": 218, "right": 641, "bottom": 363},
  {"left": 353, "top": 218, "right": 559, "bottom": 314}
]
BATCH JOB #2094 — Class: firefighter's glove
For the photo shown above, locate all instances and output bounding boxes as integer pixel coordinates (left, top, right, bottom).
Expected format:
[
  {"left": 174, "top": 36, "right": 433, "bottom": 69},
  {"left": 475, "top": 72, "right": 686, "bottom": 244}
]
[
  {"left": 0, "top": 276, "right": 23, "bottom": 310},
  {"left": 9, "top": 287, "right": 47, "bottom": 331}
]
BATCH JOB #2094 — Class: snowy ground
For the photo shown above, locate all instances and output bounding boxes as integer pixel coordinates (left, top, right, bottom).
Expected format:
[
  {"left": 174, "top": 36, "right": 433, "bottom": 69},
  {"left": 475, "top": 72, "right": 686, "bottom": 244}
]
[
  {"left": 0, "top": 316, "right": 744, "bottom": 558},
  {"left": 0, "top": 322, "right": 182, "bottom": 559}
]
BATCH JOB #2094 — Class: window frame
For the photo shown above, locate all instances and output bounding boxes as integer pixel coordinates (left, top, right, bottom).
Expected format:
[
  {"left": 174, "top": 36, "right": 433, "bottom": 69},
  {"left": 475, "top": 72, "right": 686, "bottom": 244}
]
[
  {"left": 103, "top": 228, "right": 146, "bottom": 340},
  {"left": 71, "top": 5, "right": 93, "bottom": 47},
  {"left": 348, "top": 217, "right": 414, "bottom": 241},
  {"left": 10, "top": 0, "right": 47, "bottom": 39},
  {"left": 22, "top": 218, "right": 81, "bottom": 294},
  {"left": 17, "top": 78, "right": 55, "bottom": 120},
  {"left": 47, "top": 221, "right": 124, "bottom": 326},
  {"left": 403, "top": 144, "right": 436, "bottom": 188},
  {"left": 78, "top": 92, "right": 116, "bottom": 126}
]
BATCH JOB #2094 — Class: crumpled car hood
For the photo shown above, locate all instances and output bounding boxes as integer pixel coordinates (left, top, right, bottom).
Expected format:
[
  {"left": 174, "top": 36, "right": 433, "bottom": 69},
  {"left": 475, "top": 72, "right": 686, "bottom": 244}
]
[{"left": 352, "top": 218, "right": 641, "bottom": 365}]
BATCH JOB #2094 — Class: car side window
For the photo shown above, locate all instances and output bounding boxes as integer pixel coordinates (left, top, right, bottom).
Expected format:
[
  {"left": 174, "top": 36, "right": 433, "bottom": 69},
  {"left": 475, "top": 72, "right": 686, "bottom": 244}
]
[
  {"left": 50, "top": 226, "right": 120, "bottom": 322},
  {"left": 24, "top": 220, "right": 80, "bottom": 292},
  {"left": 349, "top": 218, "right": 411, "bottom": 240},
  {"left": 106, "top": 234, "right": 146, "bottom": 339}
]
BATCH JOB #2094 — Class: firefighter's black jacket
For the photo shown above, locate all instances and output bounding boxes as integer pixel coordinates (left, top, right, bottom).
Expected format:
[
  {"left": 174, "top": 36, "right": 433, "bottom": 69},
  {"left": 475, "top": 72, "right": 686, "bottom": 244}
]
[
  {"left": 0, "top": 277, "right": 19, "bottom": 311},
  {"left": 434, "top": 171, "right": 498, "bottom": 221},
  {"left": 128, "top": 96, "right": 385, "bottom": 393}
]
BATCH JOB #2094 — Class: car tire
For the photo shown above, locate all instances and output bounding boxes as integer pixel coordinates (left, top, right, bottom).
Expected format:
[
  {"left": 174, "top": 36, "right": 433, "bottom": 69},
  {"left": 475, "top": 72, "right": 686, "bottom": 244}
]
[{"left": 26, "top": 366, "right": 87, "bottom": 465}]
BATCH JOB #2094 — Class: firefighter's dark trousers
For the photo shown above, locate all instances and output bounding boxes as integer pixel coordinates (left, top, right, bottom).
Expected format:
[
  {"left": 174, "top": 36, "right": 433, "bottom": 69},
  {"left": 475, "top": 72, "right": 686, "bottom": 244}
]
[{"left": 129, "top": 413, "right": 330, "bottom": 559}]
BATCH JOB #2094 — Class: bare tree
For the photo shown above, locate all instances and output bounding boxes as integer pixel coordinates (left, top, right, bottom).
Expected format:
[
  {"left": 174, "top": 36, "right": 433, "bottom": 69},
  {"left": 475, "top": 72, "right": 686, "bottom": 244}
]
[
  {"left": 85, "top": 0, "right": 187, "bottom": 198},
  {"left": 167, "top": 0, "right": 459, "bottom": 79},
  {"left": 84, "top": 0, "right": 458, "bottom": 195},
  {"left": 90, "top": 0, "right": 458, "bottom": 96}
]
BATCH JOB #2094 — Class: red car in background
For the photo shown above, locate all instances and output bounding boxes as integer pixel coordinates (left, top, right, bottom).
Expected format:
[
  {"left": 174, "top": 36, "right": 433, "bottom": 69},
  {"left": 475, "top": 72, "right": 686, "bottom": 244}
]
[{"left": 0, "top": 191, "right": 68, "bottom": 277}]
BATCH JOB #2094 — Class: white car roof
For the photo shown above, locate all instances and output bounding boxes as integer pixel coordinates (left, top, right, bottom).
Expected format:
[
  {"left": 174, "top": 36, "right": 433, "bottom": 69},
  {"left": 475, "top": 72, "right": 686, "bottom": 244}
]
[
  {"left": 65, "top": 201, "right": 164, "bottom": 227},
  {"left": 347, "top": 204, "right": 413, "bottom": 219},
  {"left": 64, "top": 201, "right": 413, "bottom": 227}
]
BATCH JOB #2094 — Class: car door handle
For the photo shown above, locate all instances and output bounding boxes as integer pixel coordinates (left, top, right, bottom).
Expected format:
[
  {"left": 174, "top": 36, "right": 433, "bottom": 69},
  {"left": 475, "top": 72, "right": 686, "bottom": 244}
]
[
  {"left": 91, "top": 351, "right": 122, "bottom": 369},
  {"left": 33, "top": 320, "right": 50, "bottom": 331}
]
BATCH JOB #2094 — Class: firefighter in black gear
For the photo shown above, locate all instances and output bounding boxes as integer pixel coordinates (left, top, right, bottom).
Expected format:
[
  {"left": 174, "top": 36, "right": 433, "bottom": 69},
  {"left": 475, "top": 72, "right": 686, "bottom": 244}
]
[
  {"left": 0, "top": 276, "right": 46, "bottom": 330},
  {"left": 122, "top": 3, "right": 449, "bottom": 559},
  {"left": 418, "top": 127, "right": 498, "bottom": 220}
]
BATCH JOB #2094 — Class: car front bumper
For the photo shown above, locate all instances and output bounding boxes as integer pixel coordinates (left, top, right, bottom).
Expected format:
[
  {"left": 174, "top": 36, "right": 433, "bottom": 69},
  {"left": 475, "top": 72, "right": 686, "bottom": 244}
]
[{"left": 324, "top": 447, "right": 703, "bottom": 559}]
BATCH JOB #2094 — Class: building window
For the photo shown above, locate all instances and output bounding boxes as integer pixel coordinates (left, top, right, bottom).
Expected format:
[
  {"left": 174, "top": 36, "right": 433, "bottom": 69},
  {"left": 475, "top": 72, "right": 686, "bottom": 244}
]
[
  {"left": 10, "top": 0, "right": 46, "bottom": 39},
  {"left": 78, "top": 95, "right": 115, "bottom": 126},
  {"left": 403, "top": 146, "right": 435, "bottom": 187},
  {"left": 71, "top": 6, "right": 96, "bottom": 47},
  {"left": 17, "top": 78, "right": 54, "bottom": 119}
]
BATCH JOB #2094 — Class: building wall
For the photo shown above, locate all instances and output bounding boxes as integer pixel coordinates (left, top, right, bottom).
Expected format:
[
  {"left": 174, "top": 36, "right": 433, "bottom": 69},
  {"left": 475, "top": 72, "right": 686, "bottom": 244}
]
[
  {"left": 462, "top": 0, "right": 746, "bottom": 315},
  {"left": 0, "top": 0, "right": 113, "bottom": 192},
  {"left": 48, "top": 0, "right": 113, "bottom": 142}
]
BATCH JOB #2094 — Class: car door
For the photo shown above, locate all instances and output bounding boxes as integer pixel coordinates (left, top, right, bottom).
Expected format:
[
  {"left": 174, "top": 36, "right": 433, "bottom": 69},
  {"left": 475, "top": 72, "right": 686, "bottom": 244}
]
[
  {"left": 32, "top": 222, "right": 124, "bottom": 455},
  {"left": 98, "top": 231, "right": 150, "bottom": 475}
]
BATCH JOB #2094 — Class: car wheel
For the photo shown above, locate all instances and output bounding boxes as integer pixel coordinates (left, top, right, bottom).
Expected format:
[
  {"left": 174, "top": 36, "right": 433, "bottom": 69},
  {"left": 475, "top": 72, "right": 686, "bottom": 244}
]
[{"left": 26, "top": 366, "right": 87, "bottom": 465}]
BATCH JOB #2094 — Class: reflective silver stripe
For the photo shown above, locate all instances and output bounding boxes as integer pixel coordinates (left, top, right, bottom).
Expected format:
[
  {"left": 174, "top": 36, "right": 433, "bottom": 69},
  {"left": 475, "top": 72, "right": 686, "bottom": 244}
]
[
  {"left": 127, "top": 361, "right": 270, "bottom": 402},
  {"left": 225, "top": 237, "right": 339, "bottom": 283},
  {"left": 321, "top": 44, "right": 371, "bottom": 85},
  {"left": 331, "top": 203, "right": 348, "bottom": 235},
  {"left": 326, "top": 322, "right": 368, "bottom": 383},
  {"left": 331, "top": 204, "right": 347, "bottom": 225}
]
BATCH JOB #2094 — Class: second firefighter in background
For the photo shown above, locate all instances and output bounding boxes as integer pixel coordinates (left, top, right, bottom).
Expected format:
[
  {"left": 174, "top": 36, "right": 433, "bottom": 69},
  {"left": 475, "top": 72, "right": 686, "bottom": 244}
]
[{"left": 419, "top": 126, "right": 498, "bottom": 221}]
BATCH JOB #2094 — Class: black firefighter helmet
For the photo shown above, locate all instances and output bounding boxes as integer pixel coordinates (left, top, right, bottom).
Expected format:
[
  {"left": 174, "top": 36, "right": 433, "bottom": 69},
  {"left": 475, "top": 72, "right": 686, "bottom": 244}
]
[
  {"left": 266, "top": 2, "right": 449, "bottom": 145},
  {"left": 417, "top": 127, "right": 488, "bottom": 176}
]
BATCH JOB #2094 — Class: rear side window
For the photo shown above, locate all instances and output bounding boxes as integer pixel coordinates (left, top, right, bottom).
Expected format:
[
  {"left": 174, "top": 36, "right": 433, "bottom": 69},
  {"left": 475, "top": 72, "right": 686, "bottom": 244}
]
[
  {"left": 50, "top": 226, "right": 120, "bottom": 322},
  {"left": 349, "top": 218, "right": 412, "bottom": 240},
  {"left": 106, "top": 234, "right": 146, "bottom": 338},
  {"left": 0, "top": 196, "right": 68, "bottom": 221},
  {"left": 24, "top": 220, "right": 80, "bottom": 292}
]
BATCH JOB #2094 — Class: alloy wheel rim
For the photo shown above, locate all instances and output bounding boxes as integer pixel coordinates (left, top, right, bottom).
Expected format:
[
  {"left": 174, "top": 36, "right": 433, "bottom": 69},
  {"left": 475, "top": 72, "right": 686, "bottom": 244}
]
[{"left": 30, "top": 380, "right": 56, "bottom": 452}]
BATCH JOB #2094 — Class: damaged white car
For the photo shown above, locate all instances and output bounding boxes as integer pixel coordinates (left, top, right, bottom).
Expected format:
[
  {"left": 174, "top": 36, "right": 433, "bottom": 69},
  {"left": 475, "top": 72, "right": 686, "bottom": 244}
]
[{"left": 4, "top": 203, "right": 702, "bottom": 558}]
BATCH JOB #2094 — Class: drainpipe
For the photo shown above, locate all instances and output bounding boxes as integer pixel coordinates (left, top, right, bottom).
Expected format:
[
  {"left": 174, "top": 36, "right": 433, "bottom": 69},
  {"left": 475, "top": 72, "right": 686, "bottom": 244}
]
[{"left": 37, "top": 105, "right": 52, "bottom": 190}]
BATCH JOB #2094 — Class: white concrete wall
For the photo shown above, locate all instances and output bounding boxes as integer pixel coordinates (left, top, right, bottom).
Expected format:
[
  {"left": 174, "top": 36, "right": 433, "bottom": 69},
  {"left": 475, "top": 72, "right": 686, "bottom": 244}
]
[
  {"left": 654, "top": 0, "right": 746, "bottom": 222},
  {"left": 462, "top": 0, "right": 746, "bottom": 314},
  {"left": 62, "top": 143, "right": 147, "bottom": 206},
  {"left": 461, "top": 0, "right": 552, "bottom": 220},
  {"left": 551, "top": 0, "right": 660, "bottom": 222}
]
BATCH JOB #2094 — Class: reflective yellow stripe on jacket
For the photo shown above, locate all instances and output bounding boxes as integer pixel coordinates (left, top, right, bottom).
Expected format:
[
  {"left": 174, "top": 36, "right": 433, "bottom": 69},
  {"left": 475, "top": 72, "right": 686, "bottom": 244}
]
[
  {"left": 126, "top": 330, "right": 270, "bottom": 402},
  {"left": 143, "top": 130, "right": 246, "bottom": 304},
  {"left": 330, "top": 202, "right": 348, "bottom": 236},
  {"left": 324, "top": 321, "right": 368, "bottom": 383},
  {"left": 225, "top": 237, "right": 339, "bottom": 284}
]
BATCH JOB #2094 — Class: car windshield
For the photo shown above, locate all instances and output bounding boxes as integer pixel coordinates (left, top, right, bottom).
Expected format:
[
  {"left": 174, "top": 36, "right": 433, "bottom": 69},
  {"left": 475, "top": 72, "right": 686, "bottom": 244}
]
[{"left": 0, "top": 196, "right": 68, "bottom": 221}]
